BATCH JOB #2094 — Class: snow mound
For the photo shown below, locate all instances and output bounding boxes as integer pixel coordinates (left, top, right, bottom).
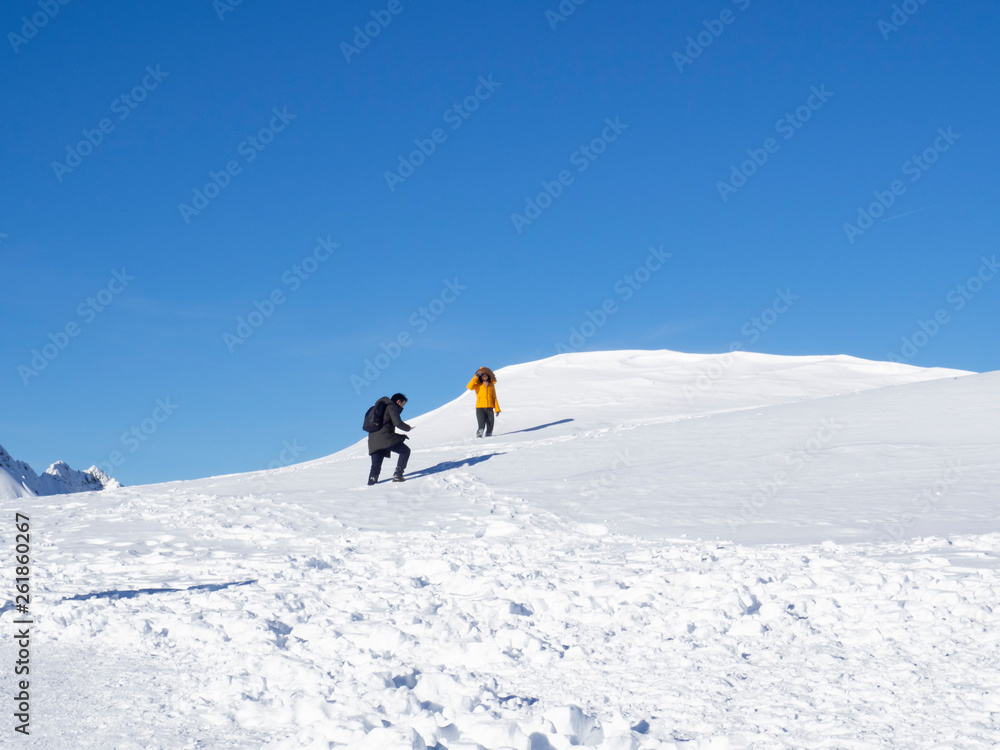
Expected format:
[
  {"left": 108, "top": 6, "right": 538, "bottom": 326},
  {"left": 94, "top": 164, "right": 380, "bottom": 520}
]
[{"left": 253, "top": 348, "right": 991, "bottom": 545}]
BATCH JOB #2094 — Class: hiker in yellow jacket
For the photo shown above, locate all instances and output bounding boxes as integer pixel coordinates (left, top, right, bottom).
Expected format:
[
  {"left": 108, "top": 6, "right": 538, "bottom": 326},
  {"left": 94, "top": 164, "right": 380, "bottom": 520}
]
[{"left": 467, "top": 367, "right": 501, "bottom": 438}]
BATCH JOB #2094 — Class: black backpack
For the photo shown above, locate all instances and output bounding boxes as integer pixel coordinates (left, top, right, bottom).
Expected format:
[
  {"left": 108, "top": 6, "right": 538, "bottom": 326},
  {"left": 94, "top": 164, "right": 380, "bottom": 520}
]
[{"left": 362, "top": 399, "right": 388, "bottom": 432}]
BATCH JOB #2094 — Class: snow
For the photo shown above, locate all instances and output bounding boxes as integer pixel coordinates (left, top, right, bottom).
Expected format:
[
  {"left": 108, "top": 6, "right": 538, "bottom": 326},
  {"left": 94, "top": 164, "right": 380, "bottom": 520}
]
[
  {"left": 0, "top": 444, "right": 120, "bottom": 500},
  {"left": 2, "top": 349, "right": 998, "bottom": 749}
]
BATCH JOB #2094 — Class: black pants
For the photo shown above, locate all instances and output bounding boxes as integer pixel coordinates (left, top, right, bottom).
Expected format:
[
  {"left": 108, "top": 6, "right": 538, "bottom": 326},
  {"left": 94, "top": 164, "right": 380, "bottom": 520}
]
[
  {"left": 476, "top": 408, "right": 495, "bottom": 437},
  {"left": 370, "top": 442, "right": 410, "bottom": 477}
]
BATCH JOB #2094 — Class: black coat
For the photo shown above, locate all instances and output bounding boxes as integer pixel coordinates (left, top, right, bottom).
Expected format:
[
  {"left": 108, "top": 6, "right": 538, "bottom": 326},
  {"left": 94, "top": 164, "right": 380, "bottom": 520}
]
[{"left": 367, "top": 396, "right": 411, "bottom": 454}]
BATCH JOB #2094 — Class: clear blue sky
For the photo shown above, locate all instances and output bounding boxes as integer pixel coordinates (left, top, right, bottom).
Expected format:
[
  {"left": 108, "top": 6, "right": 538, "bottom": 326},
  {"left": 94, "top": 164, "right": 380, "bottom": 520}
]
[{"left": 2, "top": 0, "right": 998, "bottom": 485}]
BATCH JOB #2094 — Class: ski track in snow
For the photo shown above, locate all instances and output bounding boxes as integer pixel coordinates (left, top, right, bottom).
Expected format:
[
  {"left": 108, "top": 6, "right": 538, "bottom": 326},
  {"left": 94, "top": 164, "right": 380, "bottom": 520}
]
[{"left": 2, "top": 350, "right": 999, "bottom": 748}]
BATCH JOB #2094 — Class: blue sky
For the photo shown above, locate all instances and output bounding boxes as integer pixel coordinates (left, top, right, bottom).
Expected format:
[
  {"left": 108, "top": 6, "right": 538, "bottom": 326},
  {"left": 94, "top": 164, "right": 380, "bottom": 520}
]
[{"left": 2, "top": 0, "right": 998, "bottom": 485}]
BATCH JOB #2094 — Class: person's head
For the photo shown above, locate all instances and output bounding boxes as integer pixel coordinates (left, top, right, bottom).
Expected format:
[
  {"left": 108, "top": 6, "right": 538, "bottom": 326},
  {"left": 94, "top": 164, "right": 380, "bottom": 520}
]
[
  {"left": 479, "top": 373, "right": 491, "bottom": 383},
  {"left": 391, "top": 393, "right": 407, "bottom": 408}
]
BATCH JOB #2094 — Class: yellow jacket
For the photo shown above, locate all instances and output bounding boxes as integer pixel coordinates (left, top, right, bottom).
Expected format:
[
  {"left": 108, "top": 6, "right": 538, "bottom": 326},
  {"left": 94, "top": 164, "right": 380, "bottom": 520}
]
[{"left": 467, "top": 376, "right": 501, "bottom": 412}]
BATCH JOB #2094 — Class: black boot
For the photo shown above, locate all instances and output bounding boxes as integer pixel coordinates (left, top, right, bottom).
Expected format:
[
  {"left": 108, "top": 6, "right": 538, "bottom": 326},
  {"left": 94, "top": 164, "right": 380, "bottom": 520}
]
[
  {"left": 476, "top": 429, "right": 483, "bottom": 438},
  {"left": 392, "top": 469, "right": 405, "bottom": 483},
  {"left": 367, "top": 472, "right": 379, "bottom": 486}
]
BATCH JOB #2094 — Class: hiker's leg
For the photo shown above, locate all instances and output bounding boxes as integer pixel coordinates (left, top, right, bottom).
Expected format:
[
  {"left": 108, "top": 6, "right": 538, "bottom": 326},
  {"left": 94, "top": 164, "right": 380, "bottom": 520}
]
[
  {"left": 369, "top": 450, "right": 387, "bottom": 484},
  {"left": 392, "top": 442, "right": 411, "bottom": 472}
]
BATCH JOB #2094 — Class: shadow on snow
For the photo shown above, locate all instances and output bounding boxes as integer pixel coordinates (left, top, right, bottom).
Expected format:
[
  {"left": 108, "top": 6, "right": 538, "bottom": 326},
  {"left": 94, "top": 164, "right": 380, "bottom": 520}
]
[
  {"left": 499, "top": 418, "right": 574, "bottom": 435},
  {"left": 68, "top": 579, "right": 256, "bottom": 603},
  {"left": 406, "top": 452, "right": 504, "bottom": 479},
  {"left": 1, "top": 579, "right": 258, "bottom": 614}
]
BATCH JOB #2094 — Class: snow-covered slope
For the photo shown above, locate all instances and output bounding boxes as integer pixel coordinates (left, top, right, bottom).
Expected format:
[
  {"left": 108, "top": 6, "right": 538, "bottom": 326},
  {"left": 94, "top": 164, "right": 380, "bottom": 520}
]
[
  {"left": 219, "top": 349, "right": 987, "bottom": 545},
  {"left": 0, "top": 443, "right": 120, "bottom": 500},
  {"left": 2, "top": 350, "right": 998, "bottom": 749}
]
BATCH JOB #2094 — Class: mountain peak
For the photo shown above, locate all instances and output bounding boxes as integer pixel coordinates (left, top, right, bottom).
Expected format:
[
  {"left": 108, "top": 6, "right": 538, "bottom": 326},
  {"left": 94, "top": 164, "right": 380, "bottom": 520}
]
[{"left": 0, "top": 443, "right": 121, "bottom": 500}]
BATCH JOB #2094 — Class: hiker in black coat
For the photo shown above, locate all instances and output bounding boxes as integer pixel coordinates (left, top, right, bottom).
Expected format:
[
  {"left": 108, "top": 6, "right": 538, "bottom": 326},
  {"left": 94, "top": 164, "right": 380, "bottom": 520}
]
[{"left": 368, "top": 393, "right": 412, "bottom": 485}]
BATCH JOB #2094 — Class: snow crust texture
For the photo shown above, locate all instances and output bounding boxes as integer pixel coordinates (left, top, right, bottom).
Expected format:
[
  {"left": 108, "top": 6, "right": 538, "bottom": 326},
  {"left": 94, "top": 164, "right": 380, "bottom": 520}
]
[{"left": 2, "top": 350, "right": 998, "bottom": 749}]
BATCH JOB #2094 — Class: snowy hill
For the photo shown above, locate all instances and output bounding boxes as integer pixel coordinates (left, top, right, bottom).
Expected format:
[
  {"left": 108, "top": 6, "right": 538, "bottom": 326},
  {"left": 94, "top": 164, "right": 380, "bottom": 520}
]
[
  {"left": 0, "top": 443, "right": 119, "bottom": 500},
  {"left": 2, "top": 350, "right": 999, "bottom": 749},
  {"left": 218, "top": 349, "right": 987, "bottom": 544}
]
